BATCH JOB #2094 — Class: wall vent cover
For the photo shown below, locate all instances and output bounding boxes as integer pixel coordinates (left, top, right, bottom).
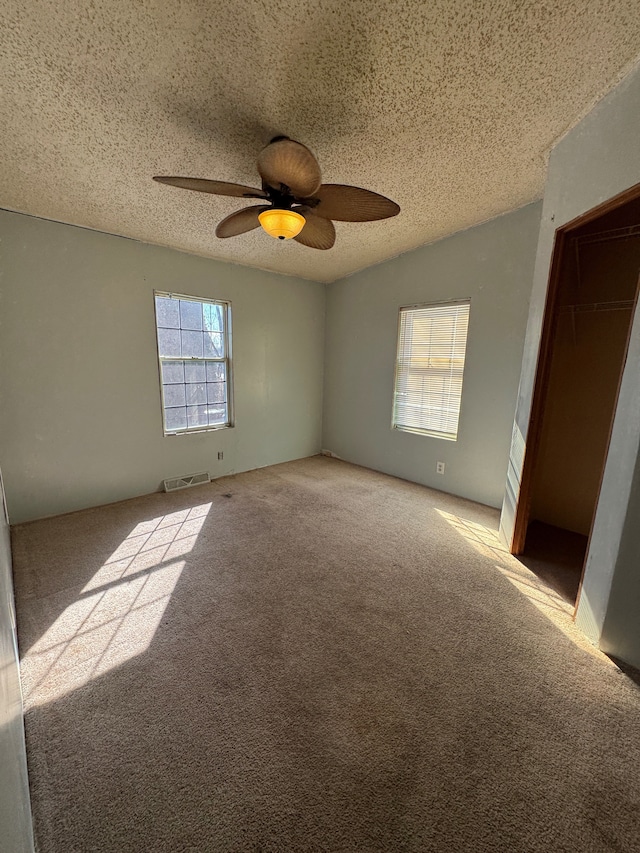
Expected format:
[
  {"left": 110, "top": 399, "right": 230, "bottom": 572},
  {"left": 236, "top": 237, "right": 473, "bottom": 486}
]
[{"left": 163, "top": 472, "right": 210, "bottom": 493}]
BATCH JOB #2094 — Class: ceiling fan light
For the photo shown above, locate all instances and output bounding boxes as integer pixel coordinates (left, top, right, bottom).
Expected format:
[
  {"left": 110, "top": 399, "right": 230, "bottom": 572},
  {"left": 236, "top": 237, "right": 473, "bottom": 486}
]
[{"left": 258, "top": 208, "right": 306, "bottom": 240}]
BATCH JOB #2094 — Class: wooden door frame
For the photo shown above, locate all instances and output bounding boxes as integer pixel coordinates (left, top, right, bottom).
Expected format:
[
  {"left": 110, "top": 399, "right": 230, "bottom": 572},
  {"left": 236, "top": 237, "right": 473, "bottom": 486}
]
[{"left": 511, "top": 180, "right": 640, "bottom": 557}]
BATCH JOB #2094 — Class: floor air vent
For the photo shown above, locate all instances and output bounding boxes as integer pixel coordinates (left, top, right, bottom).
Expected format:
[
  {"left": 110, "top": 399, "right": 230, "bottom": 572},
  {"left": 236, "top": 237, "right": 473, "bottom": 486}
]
[{"left": 163, "top": 472, "right": 210, "bottom": 493}]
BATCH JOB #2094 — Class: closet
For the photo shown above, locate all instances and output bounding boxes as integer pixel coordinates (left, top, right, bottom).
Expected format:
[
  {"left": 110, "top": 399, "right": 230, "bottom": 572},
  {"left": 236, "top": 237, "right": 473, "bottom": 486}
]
[{"left": 518, "top": 202, "right": 640, "bottom": 606}]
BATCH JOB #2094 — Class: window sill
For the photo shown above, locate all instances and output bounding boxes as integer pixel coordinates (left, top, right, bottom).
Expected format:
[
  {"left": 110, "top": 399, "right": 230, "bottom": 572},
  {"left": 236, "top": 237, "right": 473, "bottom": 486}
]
[
  {"left": 164, "top": 423, "right": 233, "bottom": 437},
  {"left": 392, "top": 425, "right": 457, "bottom": 441}
]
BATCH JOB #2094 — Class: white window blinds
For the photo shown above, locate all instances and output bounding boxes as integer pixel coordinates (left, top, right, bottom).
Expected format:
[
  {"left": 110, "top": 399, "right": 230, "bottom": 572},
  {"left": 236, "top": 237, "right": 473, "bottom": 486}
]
[{"left": 392, "top": 300, "right": 470, "bottom": 440}]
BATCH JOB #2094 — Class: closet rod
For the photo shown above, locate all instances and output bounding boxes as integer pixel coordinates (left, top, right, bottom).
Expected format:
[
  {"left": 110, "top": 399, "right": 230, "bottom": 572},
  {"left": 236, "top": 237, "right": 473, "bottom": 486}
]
[{"left": 559, "top": 299, "right": 635, "bottom": 314}]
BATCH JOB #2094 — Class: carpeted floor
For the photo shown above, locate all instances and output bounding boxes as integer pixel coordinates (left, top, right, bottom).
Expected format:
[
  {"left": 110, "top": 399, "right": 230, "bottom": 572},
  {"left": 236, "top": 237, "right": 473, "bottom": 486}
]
[
  {"left": 519, "top": 520, "right": 588, "bottom": 605},
  {"left": 11, "top": 456, "right": 640, "bottom": 852}
]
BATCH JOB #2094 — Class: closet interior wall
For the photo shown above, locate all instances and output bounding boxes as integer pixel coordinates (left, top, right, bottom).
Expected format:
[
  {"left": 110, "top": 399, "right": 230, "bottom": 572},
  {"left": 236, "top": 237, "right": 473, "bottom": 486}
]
[{"left": 529, "top": 231, "right": 640, "bottom": 537}]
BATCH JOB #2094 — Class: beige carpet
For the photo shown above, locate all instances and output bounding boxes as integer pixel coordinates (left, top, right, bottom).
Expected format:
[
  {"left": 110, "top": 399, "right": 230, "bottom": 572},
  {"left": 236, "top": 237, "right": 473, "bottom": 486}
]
[{"left": 11, "top": 456, "right": 640, "bottom": 852}]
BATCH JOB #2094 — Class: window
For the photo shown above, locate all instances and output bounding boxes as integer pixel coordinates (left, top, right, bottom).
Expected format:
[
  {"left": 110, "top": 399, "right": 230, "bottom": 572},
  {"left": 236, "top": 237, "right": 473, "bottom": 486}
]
[
  {"left": 154, "top": 292, "right": 233, "bottom": 435},
  {"left": 392, "top": 300, "right": 470, "bottom": 440}
]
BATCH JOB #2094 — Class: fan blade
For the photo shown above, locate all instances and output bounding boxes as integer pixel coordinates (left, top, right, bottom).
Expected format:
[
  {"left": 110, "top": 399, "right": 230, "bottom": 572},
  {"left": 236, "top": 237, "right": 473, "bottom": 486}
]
[
  {"left": 215, "top": 205, "right": 270, "bottom": 238},
  {"left": 293, "top": 209, "right": 335, "bottom": 250},
  {"left": 306, "top": 184, "right": 400, "bottom": 221},
  {"left": 258, "top": 138, "right": 322, "bottom": 198},
  {"left": 153, "top": 176, "right": 267, "bottom": 199}
]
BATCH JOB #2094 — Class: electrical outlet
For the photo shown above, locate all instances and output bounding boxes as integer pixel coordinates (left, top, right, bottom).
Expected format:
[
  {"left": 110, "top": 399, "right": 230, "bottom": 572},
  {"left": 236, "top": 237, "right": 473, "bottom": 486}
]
[
  {"left": 436, "top": 461, "right": 445, "bottom": 475},
  {"left": 218, "top": 451, "right": 224, "bottom": 460}
]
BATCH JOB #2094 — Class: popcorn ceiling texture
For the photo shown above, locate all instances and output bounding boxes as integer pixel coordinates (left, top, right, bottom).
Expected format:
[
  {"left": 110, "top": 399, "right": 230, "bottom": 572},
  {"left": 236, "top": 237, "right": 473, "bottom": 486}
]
[{"left": 1, "top": 0, "right": 640, "bottom": 283}]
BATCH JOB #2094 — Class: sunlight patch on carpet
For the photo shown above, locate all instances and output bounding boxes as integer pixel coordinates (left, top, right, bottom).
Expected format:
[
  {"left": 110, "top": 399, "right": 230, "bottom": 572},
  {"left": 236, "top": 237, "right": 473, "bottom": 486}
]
[
  {"left": 21, "top": 502, "right": 211, "bottom": 707},
  {"left": 435, "top": 509, "right": 611, "bottom": 662}
]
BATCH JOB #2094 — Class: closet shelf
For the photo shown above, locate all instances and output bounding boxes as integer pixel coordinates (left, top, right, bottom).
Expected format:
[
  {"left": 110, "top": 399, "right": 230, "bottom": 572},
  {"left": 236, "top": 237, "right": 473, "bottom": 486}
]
[{"left": 574, "top": 224, "right": 640, "bottom": 246}]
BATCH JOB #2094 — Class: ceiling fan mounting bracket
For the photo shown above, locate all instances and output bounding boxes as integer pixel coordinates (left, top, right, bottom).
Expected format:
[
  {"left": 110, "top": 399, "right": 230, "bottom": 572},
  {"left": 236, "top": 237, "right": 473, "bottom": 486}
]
[{"left": 266, "top": 186, "right": 297, "bottom": 210}]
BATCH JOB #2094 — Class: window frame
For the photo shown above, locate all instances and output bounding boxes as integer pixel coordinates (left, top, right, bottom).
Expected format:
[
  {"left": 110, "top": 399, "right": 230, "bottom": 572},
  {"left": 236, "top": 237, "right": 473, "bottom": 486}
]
[
  {"left": 153, "top": 290, "right": 234, "bottom": 436},
  {"left": 391, "top": 298, "right": 470, "bottom": 441}
]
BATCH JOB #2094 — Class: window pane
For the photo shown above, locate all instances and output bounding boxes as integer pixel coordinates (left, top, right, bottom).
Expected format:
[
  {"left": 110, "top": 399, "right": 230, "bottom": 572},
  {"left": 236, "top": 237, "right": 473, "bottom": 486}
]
[
  {"left": 161, "top": 361, "right": 184, "bottom": 384},
  {"left": 155, "top": 293, "right": 231, "bottom": 434},
  {"left": 208, "top": 404, "right": 227, "bottom": 425},
  {"left": 180, "top": 300, "right": 203, "bottom": 331},
  {"left": 185, "top": 383, "right": 207, "bottom": 405},
  {"left": 207, "top": 382, "right": 226, "bottom": 404},
  {"left": 203, "top": 331, "right": 224, "bottom": 358},
  {"left": 187, "top": 405, "right": 208, "bottom": 428},
  {"left": 203, "top": 303, "right": 224, "bottom": 332},
  {"left": 155, "top": 296, "right": 180, "bottom": 329},
  {"left": 206, "top": 362, "right": 226, "bottom": 382},
  {"left": 181, "top": 330, "right": 203, "bottom": 358},
  {"left": 184, "top": 361, "right": 206, "bottom": 383},
  {"left": 165, "top": 406, "right": 187, "bottom": 431},
  {"left": 163, "top": 384, "right": 186, "bottom": 407},
  {"left": 158, "top": 328, "right": 181, "bottom": 358}
]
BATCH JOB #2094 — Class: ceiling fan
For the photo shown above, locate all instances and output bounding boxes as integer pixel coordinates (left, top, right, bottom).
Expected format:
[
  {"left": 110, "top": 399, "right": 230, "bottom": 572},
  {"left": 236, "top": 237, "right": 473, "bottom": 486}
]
[{"left": 153, "top": 136, "right": 400, "bottom": 250}]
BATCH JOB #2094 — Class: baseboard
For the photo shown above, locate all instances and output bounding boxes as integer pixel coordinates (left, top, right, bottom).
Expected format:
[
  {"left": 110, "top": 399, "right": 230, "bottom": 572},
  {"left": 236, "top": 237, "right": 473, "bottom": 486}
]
[{"left": 321, "top": 449, "right": 342, "bottom": 459}]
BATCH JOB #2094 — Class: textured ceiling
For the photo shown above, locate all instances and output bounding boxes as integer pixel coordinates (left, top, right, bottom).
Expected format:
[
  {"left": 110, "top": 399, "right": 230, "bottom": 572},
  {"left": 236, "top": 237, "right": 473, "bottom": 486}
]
[{"left": 2, "top": 1, "right": 640, "bottom": 283}]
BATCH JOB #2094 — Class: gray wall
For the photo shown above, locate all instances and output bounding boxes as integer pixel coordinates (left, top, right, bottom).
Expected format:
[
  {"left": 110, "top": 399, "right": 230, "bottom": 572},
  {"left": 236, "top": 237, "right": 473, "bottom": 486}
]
[
  {"left": 0, "top": 211, "right": 325, "bottom": 523},
  {"left": 0, "top": 466, "right": 34, "bottom": 852},
  {"left": 500, "top": 62, "right": 640, "bottom": 667},
  {"left": 323, "top": 203, "right": 541, "bottom": 509}
]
